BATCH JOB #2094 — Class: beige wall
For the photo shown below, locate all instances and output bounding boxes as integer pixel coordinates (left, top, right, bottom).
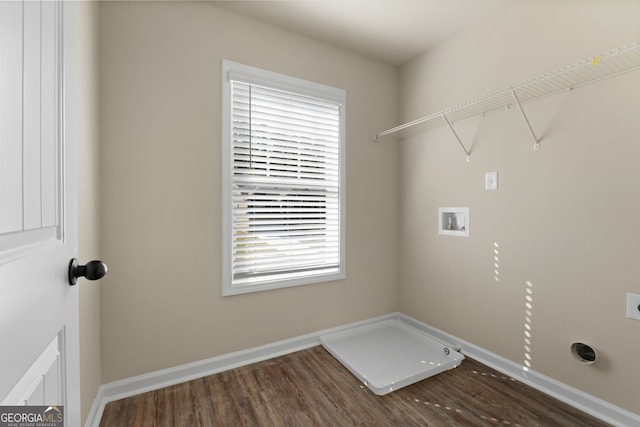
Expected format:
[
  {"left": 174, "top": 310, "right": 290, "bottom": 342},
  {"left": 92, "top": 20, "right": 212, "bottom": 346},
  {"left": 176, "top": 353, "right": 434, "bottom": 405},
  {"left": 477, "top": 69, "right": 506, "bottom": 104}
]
[
  {"left": 399, "top": 0, "right": 640, "bottom": 414},
  {"left": 77, "top": 1, "right": 102, "bottom": 424},
  {"left": 98, "top": 1, "right": 399, "bottom": 383}
]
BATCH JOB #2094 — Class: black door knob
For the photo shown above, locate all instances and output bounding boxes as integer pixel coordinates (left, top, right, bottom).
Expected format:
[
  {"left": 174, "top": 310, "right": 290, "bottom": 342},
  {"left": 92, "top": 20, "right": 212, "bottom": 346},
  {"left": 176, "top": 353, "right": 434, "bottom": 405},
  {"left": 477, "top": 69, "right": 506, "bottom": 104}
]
[{"left": 68, "top": 258, "right": 107, "bottom": 286}]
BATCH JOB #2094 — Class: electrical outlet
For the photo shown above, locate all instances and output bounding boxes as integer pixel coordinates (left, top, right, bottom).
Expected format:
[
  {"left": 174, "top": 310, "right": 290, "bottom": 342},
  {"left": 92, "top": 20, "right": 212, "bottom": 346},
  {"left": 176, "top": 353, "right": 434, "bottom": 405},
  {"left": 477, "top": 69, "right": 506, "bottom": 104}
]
[
  {"left": 485, "top": 172, "right": 498, "bottom": 191},
  {"left": 626, "top": 293, "right": 640, "bottom": 320}
]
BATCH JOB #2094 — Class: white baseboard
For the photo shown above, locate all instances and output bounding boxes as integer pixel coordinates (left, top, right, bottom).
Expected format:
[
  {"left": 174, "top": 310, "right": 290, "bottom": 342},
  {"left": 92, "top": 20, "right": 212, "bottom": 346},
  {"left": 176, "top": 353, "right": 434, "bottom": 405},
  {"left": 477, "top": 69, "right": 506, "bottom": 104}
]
[
  {"left": 397, "top": 313, "right": 640, "bottom": 427},
  {"left": 85, "top": 312, "right": 639, "bottom": 427},
  {"left": 84, "top": 313, "right": 395, "bottom": 427}
]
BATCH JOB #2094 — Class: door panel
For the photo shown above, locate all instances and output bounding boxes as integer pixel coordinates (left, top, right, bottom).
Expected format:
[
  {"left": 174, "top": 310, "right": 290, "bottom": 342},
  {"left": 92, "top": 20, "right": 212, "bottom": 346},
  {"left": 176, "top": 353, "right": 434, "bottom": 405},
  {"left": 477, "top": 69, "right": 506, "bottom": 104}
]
[
  {"left": 0, "top": 1, "right": 23, "bottom": 234},
  {"left": 41, "top": 1, "right": 59, "bottom": 230},
  {"left": 0, "top": 1, "right": 59, "bottom": 236},
  {"left": 2, "top": 335, "right": 61, "bottom": 406},
  {"left": 23, "top": 0, "right": 44, "bottom": 231}
]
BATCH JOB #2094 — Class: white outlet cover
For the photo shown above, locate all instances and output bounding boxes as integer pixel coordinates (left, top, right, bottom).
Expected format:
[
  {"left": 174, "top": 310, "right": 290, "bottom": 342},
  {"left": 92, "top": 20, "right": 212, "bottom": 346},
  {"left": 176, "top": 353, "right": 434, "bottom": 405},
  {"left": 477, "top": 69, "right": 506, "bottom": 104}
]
[
  {"left": 626, "top": 293, "right": 640, "bottom": 320},
  {"left": 485, "top": 171, "right": 498, "bottom": 190}
]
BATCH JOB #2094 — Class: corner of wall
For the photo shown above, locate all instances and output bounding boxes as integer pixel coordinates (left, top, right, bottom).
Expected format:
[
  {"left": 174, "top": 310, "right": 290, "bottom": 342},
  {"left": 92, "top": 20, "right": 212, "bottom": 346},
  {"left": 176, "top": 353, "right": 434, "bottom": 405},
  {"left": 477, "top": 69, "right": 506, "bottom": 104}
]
[{"left": 77, "top": 1, "right": 102, "bottom": 424}]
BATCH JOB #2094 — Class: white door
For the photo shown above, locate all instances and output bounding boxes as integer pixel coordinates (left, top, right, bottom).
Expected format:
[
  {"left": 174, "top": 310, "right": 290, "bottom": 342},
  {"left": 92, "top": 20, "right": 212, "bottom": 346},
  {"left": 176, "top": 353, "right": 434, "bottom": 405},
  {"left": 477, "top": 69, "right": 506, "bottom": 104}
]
[{"left": 0, "top": 1, "right": 80, "bottom": 425}]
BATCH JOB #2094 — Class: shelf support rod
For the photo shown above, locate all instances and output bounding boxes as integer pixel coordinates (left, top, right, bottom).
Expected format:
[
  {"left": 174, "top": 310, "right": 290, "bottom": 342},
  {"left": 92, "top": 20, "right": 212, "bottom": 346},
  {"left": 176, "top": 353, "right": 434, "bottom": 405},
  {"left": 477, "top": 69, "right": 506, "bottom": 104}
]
[
  {"left": 511, "top": 89, "right": 540, "bottom": 151},
  {"left": 442, "top": 113, "right": 471, "bottom": 162}
]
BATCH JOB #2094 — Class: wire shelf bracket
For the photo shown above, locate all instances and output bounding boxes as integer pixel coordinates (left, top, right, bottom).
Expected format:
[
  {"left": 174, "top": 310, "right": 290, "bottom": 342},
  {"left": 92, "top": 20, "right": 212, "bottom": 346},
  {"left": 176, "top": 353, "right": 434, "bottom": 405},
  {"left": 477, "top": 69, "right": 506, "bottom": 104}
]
[
  {"left": 442, "top": 113, "right": 471, "bottom": 162},
  {"left": 511, "top": 89, "right": 540, "bottom": 151},
  {"left": 373, "top": 41, "right": 640, "bottom": 159}
]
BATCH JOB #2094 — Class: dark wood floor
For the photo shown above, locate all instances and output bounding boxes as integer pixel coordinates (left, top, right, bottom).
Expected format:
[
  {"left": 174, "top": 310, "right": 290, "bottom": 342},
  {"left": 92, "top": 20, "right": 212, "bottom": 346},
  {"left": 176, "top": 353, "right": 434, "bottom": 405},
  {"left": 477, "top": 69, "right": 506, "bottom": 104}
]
[{"left": 100, "top": 346, "right": 610, "bottom": 426}]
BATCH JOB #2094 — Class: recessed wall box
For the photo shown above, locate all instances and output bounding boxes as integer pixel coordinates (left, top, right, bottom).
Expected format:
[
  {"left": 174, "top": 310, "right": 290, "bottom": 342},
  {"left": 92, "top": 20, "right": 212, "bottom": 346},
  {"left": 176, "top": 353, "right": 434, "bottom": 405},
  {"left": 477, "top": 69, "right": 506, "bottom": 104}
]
[
  {"left": 485, "top": 171, "right": 498, "bottom": 190},
  {"left": 627, "top": 293, "right": 640, "bottom": 320},
  {"left": 439, "top": 207, "right": 469, "bottom": 237}
]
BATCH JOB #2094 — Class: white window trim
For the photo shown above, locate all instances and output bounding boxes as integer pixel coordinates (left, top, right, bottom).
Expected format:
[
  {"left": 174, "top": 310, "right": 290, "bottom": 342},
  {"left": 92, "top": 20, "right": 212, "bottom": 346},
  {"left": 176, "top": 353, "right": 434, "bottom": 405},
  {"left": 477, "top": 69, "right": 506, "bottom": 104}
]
[{"left": 221, "top": 60, "right": 346, "bottom": 296}]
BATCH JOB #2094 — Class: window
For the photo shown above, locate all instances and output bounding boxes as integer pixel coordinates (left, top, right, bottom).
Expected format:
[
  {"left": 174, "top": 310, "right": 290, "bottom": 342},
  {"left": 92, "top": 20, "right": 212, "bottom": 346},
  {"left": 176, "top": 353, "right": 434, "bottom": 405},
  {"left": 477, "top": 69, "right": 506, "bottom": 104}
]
[{"left": 222, "top": 60, "right": 345, "bottom": 296}]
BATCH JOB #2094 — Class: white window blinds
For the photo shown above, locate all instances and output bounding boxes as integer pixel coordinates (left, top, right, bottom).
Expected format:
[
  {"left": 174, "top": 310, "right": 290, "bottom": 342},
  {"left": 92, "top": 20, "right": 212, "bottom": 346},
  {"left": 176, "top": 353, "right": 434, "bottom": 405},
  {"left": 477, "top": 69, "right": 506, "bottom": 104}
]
[{"left": 222, "top": 61, "right": 345, "bottom": 295}]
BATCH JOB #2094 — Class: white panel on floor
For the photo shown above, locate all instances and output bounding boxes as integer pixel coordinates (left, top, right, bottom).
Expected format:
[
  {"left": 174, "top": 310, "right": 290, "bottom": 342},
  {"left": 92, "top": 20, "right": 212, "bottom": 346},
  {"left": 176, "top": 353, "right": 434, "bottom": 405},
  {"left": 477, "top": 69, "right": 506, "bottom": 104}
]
[{"left": 321, "top": 319, "right": 464, "bottom": 395}]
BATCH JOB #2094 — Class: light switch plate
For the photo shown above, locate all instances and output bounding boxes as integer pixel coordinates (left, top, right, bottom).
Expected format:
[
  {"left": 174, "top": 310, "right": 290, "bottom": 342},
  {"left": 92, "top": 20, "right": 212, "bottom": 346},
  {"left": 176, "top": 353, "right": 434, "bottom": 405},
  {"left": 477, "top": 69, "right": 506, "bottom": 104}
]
[
  {"left": 627, "top": 293, "right": 640, "bottom": 320},
  {"left": 485, "top": 171, "right": 498, "bottom": 190}
]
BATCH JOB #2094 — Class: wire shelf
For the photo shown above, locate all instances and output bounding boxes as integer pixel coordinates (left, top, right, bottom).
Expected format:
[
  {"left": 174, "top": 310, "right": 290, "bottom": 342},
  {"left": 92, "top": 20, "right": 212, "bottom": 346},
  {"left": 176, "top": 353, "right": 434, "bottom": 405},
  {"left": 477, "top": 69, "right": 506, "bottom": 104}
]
[{"left": 374, "top": 41, "right": 640, "bottom": 142}]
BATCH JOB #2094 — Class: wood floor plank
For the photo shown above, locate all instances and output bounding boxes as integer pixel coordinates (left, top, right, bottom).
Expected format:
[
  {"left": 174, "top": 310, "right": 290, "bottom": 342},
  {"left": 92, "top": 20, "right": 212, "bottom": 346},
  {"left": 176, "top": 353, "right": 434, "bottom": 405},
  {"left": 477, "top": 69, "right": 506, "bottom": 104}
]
[{"left": 100, "top": 346, "right": 611, "bottom": 426}]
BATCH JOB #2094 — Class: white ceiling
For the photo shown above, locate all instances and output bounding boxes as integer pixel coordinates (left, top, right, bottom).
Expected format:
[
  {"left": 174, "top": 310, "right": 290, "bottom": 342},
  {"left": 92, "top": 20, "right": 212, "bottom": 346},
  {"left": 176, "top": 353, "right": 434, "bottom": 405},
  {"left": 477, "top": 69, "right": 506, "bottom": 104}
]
[{"left": 211, "top": 0, "right": 512, "bottom": 66}]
